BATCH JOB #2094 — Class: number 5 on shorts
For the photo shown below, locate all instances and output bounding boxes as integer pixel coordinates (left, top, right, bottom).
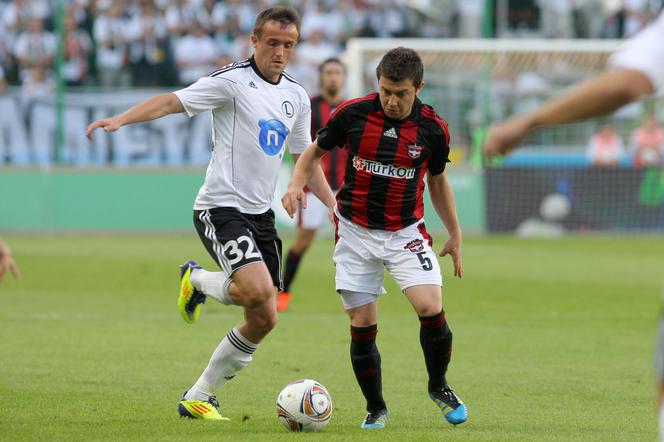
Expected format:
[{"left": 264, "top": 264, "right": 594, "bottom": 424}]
[{"left": 417, "top": 251, "right": 433, "bottom": 271}]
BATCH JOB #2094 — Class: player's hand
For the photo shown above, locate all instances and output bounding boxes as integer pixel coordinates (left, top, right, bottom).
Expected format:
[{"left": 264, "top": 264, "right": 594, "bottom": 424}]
[
  {"left": 86, "top": 117, "right": 122, "bottom": 140},
  {"left": 327, "top": 206, "right": 335, "bottom": 224},
  {"left": 0, "top": 240, "right": 21, "bottom": 281},
  {"left": 439, "top": 234, "right": 463, "bottom": 278},
  {"left": 484, "top": 116, "right": 532, "bottom": 159},
  {"left": 281, "top": 184, "right": 306, "bottom": 218}
]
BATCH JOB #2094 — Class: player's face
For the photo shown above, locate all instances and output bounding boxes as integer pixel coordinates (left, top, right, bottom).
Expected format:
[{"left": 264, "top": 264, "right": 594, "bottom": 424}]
[
  {"left": 378, "top": 76, "right": 424, "bottom": 120},
  {"left": 251, "top": 20, "right": 299, "bottom": 82},
  {"left": 320, "top": 63, "right": 345, "bottom": 96}
]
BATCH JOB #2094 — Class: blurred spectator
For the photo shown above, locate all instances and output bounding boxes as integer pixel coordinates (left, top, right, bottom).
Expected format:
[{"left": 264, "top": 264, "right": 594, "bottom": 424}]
[
  {"left": 62, "top": 13, "right": 92, "bottom": 86},
  {"left": 512, "top": 71, "right": 549, "bottom": 115},
  {"left": 454, "top": 0, "right": 485, "bottom": 38},
  {"left": 12, "top": 17, "right": 56, "bottom": 85},
  {"left": 165, "top": 0, "right": 197, "bottom": 37},
  {"left": 631, "top": 115, "right": 664, "bottom": 167},
  {"left": 536, "top": 0, "right": 575, "bottom": 38},
  {"left": 285, "top": 51, "right": 318, "bottom": 94},
  {"left": 0, "top": 64, "right": 29, "bottom": 165},
  {"left": 323, "top": 0, "right": 358, "bottom": 44},
  {"left": 212, "top": 0, "right": 255, "bottom": 36},
  {"left": 301, "top": 0, "right": 351, "bottom": 42},
  {"left": 623, "top": 0, "right": 656, "bottom": 37},
  {"left": 94, "top": 1, "right": 131, "bottom": 89},
  {"left": 21, "top": 64, "right": 54, "bottom": 94},
  {"left": 194, "top": 0, "right": 218, "bottom": 35},
  {"left": 0, "top": 2, "right": 10, "bottom": 76},
  {"left": 574, "top": 0, "right": 606, "bottom": 38},
  {"left": 126, "top": 0, "right": 170, "bottom": 87},
  {"left": 2, "top": 0, "right": 50, "bottom": 35},
  {"left": 362, "top": 0, "right": 409, "bottom": 38},
  {"left": 300, "top": 0, "right": 326, "bottom": 40},
  {"left": 587, "top": 123, "right": 625, "bottom": 167},
  {"left": 174, "top": 20, "right": 217, "bottom": 86},
  {"left": 296, "top": 29, "right": 340, "bottom": 73}
]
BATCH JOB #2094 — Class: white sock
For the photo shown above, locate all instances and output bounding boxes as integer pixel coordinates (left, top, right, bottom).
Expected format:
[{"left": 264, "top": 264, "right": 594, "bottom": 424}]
[
  {"left": 184, "top": 328, "right": 257, "bottom": 401},
  {"left": 190, "top": 268, "right": 236, "bottom": 305}
]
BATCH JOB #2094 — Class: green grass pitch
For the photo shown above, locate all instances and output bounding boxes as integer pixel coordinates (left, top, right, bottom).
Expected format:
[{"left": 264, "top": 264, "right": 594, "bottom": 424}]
[{"left": 1, "top": 233, "right": 662, "bottom": 441}]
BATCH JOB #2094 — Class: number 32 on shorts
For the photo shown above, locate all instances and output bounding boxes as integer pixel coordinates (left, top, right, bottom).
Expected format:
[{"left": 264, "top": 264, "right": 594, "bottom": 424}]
[{"left": 222, "top": 235, "right": 261, "bottom": 266}]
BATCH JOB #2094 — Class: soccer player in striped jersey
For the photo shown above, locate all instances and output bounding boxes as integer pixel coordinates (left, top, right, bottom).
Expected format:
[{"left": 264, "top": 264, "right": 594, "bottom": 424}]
[
  {"left": 86, "top": 6, "right": 334, "bottom": 421},
  {"left": 278, "top": 57, "right": 347, "bottom": 312},
  {"left": 282, "top": 47, "right": 467, "bottom": 429}
]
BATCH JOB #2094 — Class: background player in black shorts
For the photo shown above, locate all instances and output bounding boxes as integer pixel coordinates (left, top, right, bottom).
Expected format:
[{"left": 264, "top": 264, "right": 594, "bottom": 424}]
[{"left": 279, "top": 58, "right": 347, "bottom": 311}]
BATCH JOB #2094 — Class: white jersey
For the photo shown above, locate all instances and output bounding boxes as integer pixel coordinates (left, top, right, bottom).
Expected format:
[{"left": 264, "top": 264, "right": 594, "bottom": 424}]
[
  {"left": 609, "top": 11, "right": 664, "bottom": 94},
  {"left": 174, "top": 58, "right": 312, "bottom": 213}
]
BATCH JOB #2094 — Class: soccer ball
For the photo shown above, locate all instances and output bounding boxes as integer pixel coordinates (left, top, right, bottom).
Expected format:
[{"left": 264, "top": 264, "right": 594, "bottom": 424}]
[{"left": 276, "top": 379, "right": 333, "bottom": 432}]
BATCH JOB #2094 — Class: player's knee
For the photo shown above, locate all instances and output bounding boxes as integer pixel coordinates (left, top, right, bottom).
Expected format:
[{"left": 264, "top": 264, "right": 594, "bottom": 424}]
[
  {"left": 237, "top": 280, "right": 274, "bottom": 308},
  {"left": 417, "top": 305, "right": 443, "bottom": 317},
  {"left": 250, "top": 308, "right": 278, "bottom": 334}
]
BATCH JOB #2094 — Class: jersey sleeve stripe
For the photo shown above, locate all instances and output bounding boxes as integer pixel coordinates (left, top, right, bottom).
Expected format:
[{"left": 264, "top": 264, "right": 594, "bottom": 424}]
[
  {"left": 281, "top": 71, "right": 303, "bottom": 86},
  {"left": 421, "top": 106, "right": 451, "bottom": 145},
  {"left": 207, "top": 60, "right": 251, "bottom": 77}
]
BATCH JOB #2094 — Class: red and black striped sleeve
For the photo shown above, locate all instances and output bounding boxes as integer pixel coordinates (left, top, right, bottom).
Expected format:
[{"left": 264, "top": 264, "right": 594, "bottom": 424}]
[
  {"left": 422, "top": 105, "right": 451, "bottom": 175},
  {"left": 316, "top": 93, "right": 377, "bottom": 151}
]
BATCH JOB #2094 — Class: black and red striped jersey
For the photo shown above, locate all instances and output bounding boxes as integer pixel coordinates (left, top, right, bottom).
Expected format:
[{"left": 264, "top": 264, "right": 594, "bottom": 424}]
[
  {"left": 310, "top": 95, "right": 347, "bottom": 191},
  {"left": 316, "top": 92, "right": 450, "bottom": 231}
]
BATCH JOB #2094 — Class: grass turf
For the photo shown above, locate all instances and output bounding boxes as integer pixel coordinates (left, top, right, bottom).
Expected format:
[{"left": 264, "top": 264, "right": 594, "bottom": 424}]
[{"left": 0, "top": 233, "right": 661, "bottom": 441}]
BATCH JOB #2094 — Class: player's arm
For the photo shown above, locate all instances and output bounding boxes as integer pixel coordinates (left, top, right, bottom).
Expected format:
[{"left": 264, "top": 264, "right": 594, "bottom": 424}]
[
  {"left": 282, "top": 140, "right": 333, "bottom": 218},
  {"left": 0, "top": 238, "right": 20, "bottom": 281},
  {"left": 485, "top": 68, "right": 654, "bottom": 156},
  {"left": 86, "top": 93, "right": 185, "bottom": 140},
  {"left": 294, "top": 148, "right": 336, "bottom": 210},
  {"left": 428, "top": 171, "right": 463, "bottom": 278}
]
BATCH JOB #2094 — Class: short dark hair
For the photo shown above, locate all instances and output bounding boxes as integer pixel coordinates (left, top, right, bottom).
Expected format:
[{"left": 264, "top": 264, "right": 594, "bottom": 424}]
[
  {"left": 318, "top": 57, "right": 345, "bottom": 74},
  {"left": 253, "top": 6, "right": 301, "bottom": 39},
  {"left": 375, "top": 47, "right": 423, "bottom": 87}
]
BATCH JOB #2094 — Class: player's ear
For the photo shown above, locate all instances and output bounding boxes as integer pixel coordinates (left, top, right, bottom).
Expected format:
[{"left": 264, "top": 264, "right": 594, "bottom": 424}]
[
  {"left": 415, "top": 81, "right": 424, "bottom": 95},
  {"left": 250, "top": 34, "right": 259, "bottom": 48}
]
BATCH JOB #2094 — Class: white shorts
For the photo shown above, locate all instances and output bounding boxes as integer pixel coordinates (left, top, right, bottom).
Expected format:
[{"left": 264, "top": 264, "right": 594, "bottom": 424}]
[
  {"left": 298, "top": 192, "right": 331, "bottom": 230},
  {"left": 333, "top": 211, "right": 442, "bottom": 308}
]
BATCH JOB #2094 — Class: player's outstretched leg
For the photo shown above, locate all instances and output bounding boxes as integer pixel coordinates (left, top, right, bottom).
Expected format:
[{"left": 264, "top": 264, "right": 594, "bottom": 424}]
[
  {"left": 178, "top": 260, "right": 206, "bottom": 324},
  {"left": 430, "top": 386, "right": 467, "bottom": 425},
  {"left": 178, "top": 391, "right": 229, "bottom": 421}
]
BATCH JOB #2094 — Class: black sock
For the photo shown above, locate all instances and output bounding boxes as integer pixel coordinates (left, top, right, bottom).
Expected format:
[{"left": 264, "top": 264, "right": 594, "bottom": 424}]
[
  {"left": 419, "top": 310, "right": 453, "bottom": 393},
  {"left": 350, "top": 324, "right": 386, "bottom": 412},
  {"left": 282, "top": 250, "right": 302, "bottom": 292}
]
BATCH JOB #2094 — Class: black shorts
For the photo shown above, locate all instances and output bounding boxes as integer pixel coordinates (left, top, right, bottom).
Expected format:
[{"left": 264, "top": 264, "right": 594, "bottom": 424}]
[{"left": 193, "top": 207, "right": 283, "bottom": 290}]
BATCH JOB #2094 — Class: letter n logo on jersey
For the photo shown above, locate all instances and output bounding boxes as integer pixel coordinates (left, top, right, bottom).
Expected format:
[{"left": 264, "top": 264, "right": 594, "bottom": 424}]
[
  {"left": 408, "top": 143, "right": 424, "bottom": 159},
  {"left": 258, "top": 119, "right": 290, "bottom": 156}
]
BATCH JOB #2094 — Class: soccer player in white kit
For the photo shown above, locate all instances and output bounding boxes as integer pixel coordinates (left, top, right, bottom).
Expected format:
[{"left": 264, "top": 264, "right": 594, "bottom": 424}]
[
  {"left": 86, "top": 6, "right": 335, "bottom": 420},
  {"left": 484, "top": 11, "right": 664, "bottom": 440}
]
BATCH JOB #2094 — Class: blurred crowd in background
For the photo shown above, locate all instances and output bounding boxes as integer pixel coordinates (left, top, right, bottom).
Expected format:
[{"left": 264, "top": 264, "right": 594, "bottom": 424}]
[{"left": 0, "top": 0, "right": 663, "bottom": 95}]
